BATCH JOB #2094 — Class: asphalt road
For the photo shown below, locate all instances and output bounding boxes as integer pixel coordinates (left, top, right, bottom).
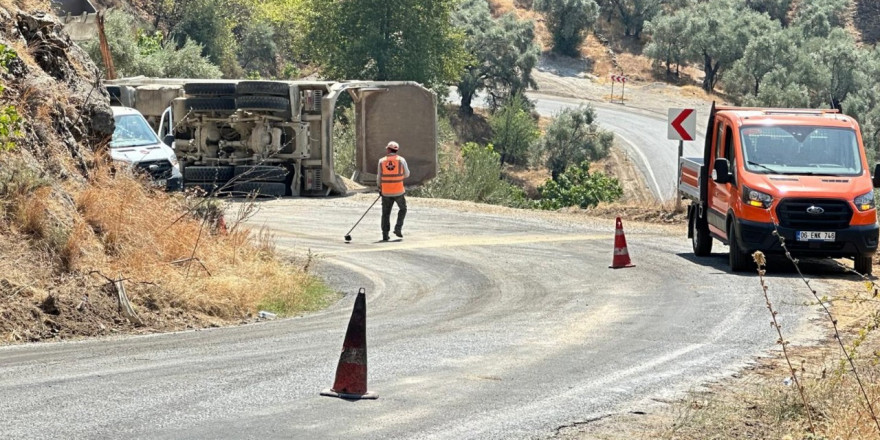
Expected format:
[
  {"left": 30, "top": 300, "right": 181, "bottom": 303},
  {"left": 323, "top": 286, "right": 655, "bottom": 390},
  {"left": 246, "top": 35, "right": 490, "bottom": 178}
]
[{"left": 0, "top": 196, "right": 829, "bottom": 439}]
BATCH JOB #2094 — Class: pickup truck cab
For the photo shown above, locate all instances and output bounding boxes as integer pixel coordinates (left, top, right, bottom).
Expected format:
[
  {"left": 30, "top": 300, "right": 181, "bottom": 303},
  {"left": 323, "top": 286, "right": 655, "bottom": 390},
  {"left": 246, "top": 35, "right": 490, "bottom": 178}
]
[
  {"left": 110, "top": 106, "right": 182, "bottom": 191},
  {"left": 679, "top": 104, "right": 880, "bottom": 274}
]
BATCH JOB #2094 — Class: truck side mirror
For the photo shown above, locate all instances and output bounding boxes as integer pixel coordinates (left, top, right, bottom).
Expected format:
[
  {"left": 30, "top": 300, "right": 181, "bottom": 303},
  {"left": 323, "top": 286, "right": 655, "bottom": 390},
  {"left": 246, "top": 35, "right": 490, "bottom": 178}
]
[
  {"left": 873, "top": 164, "right": 880, "bottom": 188},
  {"left": 712, "top": 159, "right": 731, "bottom": 184}
]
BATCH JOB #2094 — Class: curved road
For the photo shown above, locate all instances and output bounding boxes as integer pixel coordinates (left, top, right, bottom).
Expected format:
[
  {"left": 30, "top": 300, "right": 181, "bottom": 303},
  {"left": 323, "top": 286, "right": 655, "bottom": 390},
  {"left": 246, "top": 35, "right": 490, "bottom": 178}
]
[{"left": 0, "top": 196, "right": 828, "bottom": 439}]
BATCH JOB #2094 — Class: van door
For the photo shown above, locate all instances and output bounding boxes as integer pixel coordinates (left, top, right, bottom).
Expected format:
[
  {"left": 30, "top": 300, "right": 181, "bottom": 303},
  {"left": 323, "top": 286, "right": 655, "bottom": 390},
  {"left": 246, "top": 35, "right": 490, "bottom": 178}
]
[{"left": 708, "top": 121, "right": 735, "bottom": 237}]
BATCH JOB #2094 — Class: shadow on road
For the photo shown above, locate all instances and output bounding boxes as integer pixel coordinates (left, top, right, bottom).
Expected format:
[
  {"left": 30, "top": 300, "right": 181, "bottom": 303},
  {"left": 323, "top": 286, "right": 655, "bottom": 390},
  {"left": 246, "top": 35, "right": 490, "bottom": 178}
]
[{"left": 675, "top": 251, "right": 866, "bottom": 280}]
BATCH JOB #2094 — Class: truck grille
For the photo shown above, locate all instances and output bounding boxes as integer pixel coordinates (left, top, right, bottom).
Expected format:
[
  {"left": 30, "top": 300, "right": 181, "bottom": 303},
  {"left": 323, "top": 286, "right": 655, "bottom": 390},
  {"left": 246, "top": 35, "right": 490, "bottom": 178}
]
[
  {"left": 775, "top": 198, "right": 852, "bottom": 230},
  {"left": 135, "top": 159, "right": 173, "bottom": 180}
]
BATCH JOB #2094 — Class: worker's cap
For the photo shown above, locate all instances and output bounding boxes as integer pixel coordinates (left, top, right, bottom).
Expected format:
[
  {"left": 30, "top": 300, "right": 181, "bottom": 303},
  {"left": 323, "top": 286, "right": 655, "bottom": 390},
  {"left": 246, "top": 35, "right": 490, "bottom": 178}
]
[{"left": 386, "top": 141, "right": 400, "bottom": 152}]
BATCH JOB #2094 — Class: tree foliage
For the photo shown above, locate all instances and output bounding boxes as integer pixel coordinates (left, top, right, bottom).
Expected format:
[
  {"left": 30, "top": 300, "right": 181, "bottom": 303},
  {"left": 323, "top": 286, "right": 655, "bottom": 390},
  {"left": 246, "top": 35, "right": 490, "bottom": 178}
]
[
  {"left": 537, "top": 161, "right": 622, "bottom": 209},
  {"left": 489, "top": 94, "right": 540, "bottom": 166},
  {"left": 83, "top": 10, "right": 221, "bottom": 78},
  {"left": 539, "top": 105, "right": 614, "bottom": 180},
  {"left": 643, "top": 12, "right": 689, "bottom": 78},
  {"left": 168, "top": 0, "right": 243, "bottom": 77},
  {"left": 453, "top": 0, "right": 540, "bottom": 114},
  {"left": 304, "top": 0, "right": 467, "bottom": 87},
  {"left": 606, "top": 0, "right": 662, "bottom": 38},
  {"left": 533, "top": 0, "right": 600, "bottom": 56}
]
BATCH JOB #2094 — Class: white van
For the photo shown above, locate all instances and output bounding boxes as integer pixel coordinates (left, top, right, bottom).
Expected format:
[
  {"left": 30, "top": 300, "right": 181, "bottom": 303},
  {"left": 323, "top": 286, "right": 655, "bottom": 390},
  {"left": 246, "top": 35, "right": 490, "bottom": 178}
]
[{"left": 110, "top": 106, "right": 182, "bottom": 190}]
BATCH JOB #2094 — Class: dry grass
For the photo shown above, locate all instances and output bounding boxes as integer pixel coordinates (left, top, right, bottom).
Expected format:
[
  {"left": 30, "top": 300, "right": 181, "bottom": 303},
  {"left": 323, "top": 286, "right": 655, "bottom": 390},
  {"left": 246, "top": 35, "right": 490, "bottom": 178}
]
[{"left": 73, "top": 165, "right": 334, "bottom": 319}]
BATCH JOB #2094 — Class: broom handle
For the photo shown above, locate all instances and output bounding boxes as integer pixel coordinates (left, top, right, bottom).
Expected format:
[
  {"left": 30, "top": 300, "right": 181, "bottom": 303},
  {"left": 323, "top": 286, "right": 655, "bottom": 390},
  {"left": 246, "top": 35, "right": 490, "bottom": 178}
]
[{"left": 346, "top": 195, "right": 381, "bottom": 235}]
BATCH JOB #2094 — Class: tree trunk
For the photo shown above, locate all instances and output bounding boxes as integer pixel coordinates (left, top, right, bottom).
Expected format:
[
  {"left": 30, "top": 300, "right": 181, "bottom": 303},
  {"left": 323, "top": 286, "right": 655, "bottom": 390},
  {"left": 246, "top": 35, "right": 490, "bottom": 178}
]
[
  {"left": 702, "top": 54, "right": 719, "bottom": 92},
  {"left": 459, "top": 92, "right": 474, "bottom": 116}
]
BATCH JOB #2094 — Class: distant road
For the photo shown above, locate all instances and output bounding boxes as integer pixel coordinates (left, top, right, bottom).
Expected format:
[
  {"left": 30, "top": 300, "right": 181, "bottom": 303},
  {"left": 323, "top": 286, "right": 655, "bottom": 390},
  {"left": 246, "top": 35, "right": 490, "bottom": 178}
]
[{"left": 450, "top": 90, "right": 707, "bottom": 202}]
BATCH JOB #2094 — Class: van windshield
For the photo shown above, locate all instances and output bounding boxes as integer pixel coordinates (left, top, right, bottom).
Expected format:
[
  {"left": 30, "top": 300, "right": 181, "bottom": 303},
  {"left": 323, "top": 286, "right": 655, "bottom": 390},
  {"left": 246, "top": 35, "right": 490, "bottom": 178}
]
[
  {"left": 111, "top": 114, "right": 161, "bottom": 148},
  {"left": 740, "top": 125, "right": 862, "bottom": 176}
]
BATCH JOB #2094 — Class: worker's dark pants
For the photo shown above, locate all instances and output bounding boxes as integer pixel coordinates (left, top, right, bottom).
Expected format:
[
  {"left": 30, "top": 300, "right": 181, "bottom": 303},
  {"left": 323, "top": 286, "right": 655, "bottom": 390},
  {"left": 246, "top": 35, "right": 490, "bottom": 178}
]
[{"left": 381, "top": 194, "right": 407, "bottom": 234}]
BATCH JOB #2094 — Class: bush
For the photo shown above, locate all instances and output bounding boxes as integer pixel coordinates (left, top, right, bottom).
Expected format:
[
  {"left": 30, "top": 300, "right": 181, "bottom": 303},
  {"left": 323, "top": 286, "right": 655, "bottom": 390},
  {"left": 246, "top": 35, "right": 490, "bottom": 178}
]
[
  {"left": 412, "top": 142, "right": 528, "bottom": 207},
  {"left": 332, "top": 106, "right": 356, "bottom": 179},
  {"left": 533, "top": 0, "right": 599, "bottom": 56},
  {"left": 82, "top": 10, "right": 221, "bottom": 79},
  {"left": 537, "top": 161, "right": 622, "bottom": 209},
  {"left": 539, "top": 105, "right": 614, "bottom": 180},
  {"left": 489, "top": 94, "right": 539, "bottom": 166},
  {"left": 0, "top": 44, "right": 21, "bottom": 152}
]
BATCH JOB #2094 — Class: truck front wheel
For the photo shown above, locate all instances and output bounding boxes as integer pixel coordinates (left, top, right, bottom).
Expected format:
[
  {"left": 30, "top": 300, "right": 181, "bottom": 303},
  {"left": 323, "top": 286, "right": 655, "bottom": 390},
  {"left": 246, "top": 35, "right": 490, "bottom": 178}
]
[
  {"left": 728, "top": 223, "right": 752, "bottom": 272},
  {"left": 854, "top": 254, "right": 874, "bottom": 275},
  {"left": 690, "top": 211, "right": 713, "bottom": 256}
]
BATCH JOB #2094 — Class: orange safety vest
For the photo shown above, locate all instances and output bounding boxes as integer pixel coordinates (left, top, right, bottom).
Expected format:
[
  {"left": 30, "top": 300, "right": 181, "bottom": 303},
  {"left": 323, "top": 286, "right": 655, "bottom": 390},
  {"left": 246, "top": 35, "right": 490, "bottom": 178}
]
[{"left": 379, "top": 155, "right": 405, "bottom": 196}]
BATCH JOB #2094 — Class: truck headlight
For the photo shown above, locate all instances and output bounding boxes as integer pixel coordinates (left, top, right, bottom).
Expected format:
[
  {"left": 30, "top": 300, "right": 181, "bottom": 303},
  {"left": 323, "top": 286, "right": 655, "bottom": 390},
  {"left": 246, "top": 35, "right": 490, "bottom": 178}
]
[
  {"left": 854, "top": 191, "right": 876, "bottom": 212},
  {"left": 742, "top": 185, "right": 772, "bottom": 208}
]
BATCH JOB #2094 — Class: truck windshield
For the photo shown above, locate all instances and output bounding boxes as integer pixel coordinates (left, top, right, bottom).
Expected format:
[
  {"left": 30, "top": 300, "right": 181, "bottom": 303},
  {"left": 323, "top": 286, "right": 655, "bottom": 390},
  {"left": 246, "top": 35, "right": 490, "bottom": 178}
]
[
  {"left": 740, "top": 125, "right": 862, "bottom": 176},
  {"left": 111, "top": 114, "right": 161, "bottom": 148}
]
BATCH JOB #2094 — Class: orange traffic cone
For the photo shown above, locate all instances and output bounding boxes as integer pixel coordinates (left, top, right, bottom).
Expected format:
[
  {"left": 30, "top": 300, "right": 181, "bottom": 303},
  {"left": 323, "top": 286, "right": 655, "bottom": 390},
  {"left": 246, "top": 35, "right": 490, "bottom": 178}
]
[
  {"left": 609, "top": 217, "right": 635, "bottom": 269},
  {"left": 321, "top": 288, "right": 378, "bottom": 400}
]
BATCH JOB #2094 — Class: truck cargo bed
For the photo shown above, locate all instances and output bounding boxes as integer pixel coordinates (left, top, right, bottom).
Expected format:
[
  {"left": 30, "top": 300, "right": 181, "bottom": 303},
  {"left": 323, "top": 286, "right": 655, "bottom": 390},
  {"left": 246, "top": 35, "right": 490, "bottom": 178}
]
[{"left": 678, "top": 157, "right": 703, "bottom": 201}]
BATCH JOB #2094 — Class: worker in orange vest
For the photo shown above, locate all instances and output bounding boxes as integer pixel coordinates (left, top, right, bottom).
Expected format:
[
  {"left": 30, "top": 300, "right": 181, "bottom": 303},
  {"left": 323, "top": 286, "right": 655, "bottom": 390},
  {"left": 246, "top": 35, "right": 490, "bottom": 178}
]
[{"left": 378, "top": 141, "right": 410, "bottom": 241}]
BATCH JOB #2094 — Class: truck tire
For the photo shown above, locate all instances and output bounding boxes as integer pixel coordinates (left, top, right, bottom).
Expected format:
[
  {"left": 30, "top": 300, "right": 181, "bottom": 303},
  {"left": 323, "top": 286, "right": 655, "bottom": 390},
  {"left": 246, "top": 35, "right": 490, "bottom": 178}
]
[
  {"left": 234, "top": 165, "right": 289, "bottom": 182},
  {"left": 728, "top": 223, "right": 751, "bottom": 272},
  {"left": 236, "top": 81, "right": 291, "bottom": 97},
  {"left": 235, "top": 96, "right": 290, "bottom": 112},
  {"left": 184, "top": 97, "right": 237, "bottom": 112},
  {"left": 854, "top": 254, "right": 873, "bottom": 275},
  {"left": 690, "top": 213, "right": 713, "bottom": 256},
  {"left": 233, "top": 181, "right": 287, "bottom": 197},
  {"left": 184, "top": 182, "right": 229, "bottom": 196},
  {"left": 184, "top": 82, "right": 237, "bottom": 96},
  {"left": 183, "top": 166, "right": 234, "bottom": 182}
]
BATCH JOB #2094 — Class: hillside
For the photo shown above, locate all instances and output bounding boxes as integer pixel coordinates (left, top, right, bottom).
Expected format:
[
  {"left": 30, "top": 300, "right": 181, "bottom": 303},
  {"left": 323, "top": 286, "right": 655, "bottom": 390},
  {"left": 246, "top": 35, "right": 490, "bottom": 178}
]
[{"left": 0, "top": 2, "right": 332, "bottom": 344}]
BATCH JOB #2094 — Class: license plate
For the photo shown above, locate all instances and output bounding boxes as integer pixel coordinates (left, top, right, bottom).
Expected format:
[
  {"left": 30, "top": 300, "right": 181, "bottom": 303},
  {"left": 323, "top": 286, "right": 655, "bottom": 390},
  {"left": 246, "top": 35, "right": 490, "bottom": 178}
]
[{"left": 796, "top": 231, "right": 835, "bottom": 242}]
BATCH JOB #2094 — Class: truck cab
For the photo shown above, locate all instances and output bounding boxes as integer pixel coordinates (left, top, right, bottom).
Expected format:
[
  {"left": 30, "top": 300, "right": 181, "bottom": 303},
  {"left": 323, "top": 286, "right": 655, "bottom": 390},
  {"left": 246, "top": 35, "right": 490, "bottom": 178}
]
[{"left": 680, "top": 104, "right": 880, "bottom": 274}]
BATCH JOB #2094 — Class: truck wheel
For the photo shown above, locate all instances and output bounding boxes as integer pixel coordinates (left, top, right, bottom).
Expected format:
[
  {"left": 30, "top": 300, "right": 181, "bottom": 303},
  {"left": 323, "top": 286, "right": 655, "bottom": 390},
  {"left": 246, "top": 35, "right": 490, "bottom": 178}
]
[
  {"left": 235, "top": 96, "right": 290, "bottom": 112},
  {"left": 184, "top": 166, "right": 234, "bottom": 182},
  {"left": 184, "top": 97, "right": 237, "bottom": 112},
  {"left": 854, "top": 254, "right": 873, "bottom": 275},
  {"left": 184, "top": 182, "right": 229, "bottom": 196},
  {"left": 728, "top": 223, "right": 751, "bottom": 272},
  {"left": 690, "top": 213, "right": 713, "bottom": 256},
  {"left": 236, "top": 81, "right": 291, "bottom": 97},
  {"left": 184, "top": 82, "right": 237, "bottom": 96},
  {"left": 234, "top": 165, "right": 289, "bottom": 182},
  {"left": 233, "top": 182, "right": 287, "bottom": 197}
]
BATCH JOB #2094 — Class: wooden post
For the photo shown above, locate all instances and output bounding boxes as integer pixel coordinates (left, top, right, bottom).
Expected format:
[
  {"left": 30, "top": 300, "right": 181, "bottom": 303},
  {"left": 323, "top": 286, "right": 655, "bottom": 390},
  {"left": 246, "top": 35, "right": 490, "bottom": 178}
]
[{"left": 96, "top": 12, "right": 116, "bottom": 80}]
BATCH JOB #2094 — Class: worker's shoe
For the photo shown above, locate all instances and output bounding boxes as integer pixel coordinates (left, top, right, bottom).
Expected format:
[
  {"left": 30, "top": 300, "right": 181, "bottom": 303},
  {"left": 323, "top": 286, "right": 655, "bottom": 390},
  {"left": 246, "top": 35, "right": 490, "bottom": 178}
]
[
  {"left": 393, "top": 229, "right": 403, "bottom": 238},
  {"left": 382, "top": 233, "right": 389, "bottom": 241}
]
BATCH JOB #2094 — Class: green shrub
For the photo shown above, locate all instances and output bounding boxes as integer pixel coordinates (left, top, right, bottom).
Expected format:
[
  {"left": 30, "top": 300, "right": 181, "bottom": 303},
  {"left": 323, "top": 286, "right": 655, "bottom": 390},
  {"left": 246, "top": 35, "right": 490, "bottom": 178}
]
[
  {"left": 412, "top": 142, "right": 528, "bottom": 208},
  {"left": 0, "top": 44, "right": 21, "bottom": 152},
  {"left": 539, "top": 105, "right": 614, "bottom": 180},
  {"left": 537, "top": 161, "right": 622, "bottom": 209},
  {"left": 490, "top": 94, "right": 539, "bottom": 166},
  {"left": 332, "top": 106, "right": 356, "bottom": 179}
]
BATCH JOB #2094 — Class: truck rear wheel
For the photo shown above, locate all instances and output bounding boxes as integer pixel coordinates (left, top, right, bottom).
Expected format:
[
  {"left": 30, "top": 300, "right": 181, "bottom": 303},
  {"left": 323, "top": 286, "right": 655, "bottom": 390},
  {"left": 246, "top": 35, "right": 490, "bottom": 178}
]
[
  {"left": 235, "top": 96, "right": 290, "bottom": 112},
  {"left": 233, "top": 181, "right": 287, "bottom": 197},
  {"left": 184, "top": 82, "right": 237, "bottom": 96},
  {"left": 184, "top": 97, "right": 237, "bottom": 112},
  {"left": 854, "top": 254, "right": 873, "bottom": 275},
  {"left": 728, "top": 223, "right": 752, "bottom": 272},
  {"left": 234, "top": 165, "right": 289, "bottom": 182},
  {"left": 236, "top": 81, "right": 290, "bottom": 97},
  {"left": 184, "top": 166, "right": 234, "bottom": 182},
  {"left": 690, "top": 212, "right": 713, "bottom": 256}
]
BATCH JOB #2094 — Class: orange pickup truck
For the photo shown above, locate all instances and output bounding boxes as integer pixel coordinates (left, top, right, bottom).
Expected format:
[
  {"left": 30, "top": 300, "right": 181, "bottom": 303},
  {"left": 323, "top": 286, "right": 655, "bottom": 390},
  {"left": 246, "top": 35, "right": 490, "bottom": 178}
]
[{"left": 679, "top": 104, "right": 880, "bottom": 274}]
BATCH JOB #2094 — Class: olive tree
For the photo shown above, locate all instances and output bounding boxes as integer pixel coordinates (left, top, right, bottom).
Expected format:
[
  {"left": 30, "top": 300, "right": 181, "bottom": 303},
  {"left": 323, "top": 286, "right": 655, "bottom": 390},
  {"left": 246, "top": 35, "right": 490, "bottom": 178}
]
[
  {"left": 539, "top": 105, "right": 614, "bottom": 180},
  {"left": 453, "top": 0, "right": 540, "bottom": 114},
  {"left": 606, "top": 0, "right": 662, "bottom": 38},
  {"left": 533, "top": 0, "right": 600, "bottom": 57}
]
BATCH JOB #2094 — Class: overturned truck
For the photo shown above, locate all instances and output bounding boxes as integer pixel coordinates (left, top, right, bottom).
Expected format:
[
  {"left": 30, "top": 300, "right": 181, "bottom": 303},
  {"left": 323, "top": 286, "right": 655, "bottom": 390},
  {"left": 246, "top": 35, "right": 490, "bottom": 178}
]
[{"left": 105, "top": 78, "right": 438, "bottom": 196}]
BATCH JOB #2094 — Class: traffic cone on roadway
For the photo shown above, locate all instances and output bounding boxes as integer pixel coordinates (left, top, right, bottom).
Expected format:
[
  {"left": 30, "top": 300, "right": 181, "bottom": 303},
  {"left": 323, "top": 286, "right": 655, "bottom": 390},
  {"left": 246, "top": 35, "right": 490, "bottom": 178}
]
[
  {"left": 320, "top": 288, "right": 378, "bottom": 400},
  {"left": 609, "top": 217, "right": 635, "bottom": 269}
]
